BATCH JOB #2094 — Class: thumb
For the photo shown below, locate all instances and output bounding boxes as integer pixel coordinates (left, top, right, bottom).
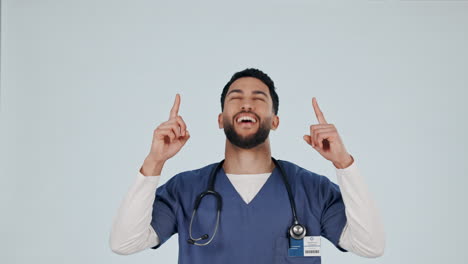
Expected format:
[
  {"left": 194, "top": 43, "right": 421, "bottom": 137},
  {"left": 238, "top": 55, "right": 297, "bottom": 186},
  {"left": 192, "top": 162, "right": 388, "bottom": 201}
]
[
  {"left": 181, "top": 130, "right": 190, "bottom": 143},
  {"left": 303, "top": 135, "right": 312, "bottom": 145}
]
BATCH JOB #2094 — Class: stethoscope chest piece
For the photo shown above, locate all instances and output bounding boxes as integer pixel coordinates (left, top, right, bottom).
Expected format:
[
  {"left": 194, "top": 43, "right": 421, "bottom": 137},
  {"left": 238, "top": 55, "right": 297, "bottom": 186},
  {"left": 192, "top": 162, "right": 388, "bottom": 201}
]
[{"left": 289, "top": 223, "right": 307, "bottom": 240}]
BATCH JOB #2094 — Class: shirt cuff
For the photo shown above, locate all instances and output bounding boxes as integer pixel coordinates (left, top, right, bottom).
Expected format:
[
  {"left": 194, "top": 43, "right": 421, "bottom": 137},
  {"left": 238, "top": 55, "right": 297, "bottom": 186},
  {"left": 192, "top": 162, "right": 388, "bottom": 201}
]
[
  {"left": 137, "top": 170, "right": 161, "bottom": 185},
  {"left": 335, "top": 156, "right": 358, "bottom": 177}
]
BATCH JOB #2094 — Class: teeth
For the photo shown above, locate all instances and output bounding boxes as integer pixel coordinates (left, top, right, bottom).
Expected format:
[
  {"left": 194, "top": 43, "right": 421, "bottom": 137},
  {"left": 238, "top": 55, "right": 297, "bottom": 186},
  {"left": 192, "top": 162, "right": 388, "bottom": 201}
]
[{"left": 237, "top": 116, "right": 257, "bottom": 123}]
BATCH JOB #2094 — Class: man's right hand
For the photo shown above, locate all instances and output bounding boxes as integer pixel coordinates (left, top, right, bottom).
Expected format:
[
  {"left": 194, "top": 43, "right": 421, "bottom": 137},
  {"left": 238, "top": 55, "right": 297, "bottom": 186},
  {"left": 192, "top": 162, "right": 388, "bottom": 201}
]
[{"left": 141, "top": 94, "right": 190, "bottom": 176}]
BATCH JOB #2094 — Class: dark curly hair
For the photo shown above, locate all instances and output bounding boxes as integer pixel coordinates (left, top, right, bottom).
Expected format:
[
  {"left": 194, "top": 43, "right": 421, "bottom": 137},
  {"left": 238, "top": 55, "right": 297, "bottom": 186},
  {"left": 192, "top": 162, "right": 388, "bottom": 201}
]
[{"left": 220, "top": 68, "right": 279, "bottom": 115}]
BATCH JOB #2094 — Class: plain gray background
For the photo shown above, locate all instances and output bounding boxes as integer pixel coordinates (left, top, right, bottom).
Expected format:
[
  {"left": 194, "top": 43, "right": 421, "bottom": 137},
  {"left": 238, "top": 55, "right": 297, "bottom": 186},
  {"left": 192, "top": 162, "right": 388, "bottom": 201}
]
[{"left": 1, "top": 0, "right": 467, "bottom": 263}]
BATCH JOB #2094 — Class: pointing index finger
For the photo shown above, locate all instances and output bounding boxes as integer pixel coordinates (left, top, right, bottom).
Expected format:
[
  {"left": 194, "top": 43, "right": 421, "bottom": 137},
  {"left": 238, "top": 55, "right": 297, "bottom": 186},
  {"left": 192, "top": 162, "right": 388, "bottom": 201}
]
[
  {"left": 169, "top": 93, "right": 181, "bottom": 120},
  {"left": 312, "top": 97, "right": 328, "bottom": 124}
]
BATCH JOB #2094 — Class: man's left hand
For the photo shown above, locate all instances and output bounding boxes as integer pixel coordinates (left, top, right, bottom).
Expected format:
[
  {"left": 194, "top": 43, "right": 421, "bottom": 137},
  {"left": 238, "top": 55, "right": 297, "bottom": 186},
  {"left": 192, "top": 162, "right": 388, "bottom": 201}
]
[{"left": 303, "top": 97, "right": 354, "bottom": 169}]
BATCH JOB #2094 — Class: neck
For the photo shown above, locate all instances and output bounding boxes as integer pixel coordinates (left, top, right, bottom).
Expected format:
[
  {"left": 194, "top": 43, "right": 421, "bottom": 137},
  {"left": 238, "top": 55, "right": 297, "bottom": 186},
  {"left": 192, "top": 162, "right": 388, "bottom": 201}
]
[{"left": 223, "top": 138, "right": 275, "bottom": 174}]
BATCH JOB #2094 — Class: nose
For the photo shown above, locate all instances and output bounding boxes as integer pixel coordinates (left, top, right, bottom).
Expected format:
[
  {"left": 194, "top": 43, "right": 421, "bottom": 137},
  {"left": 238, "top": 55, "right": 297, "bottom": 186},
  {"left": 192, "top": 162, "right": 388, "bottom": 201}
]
[
  {"left": 241, "top": 105, "right": 252, "bottom": 111},
  {"left": 240, "top": 99, "right": 253, "bottom": 111}
]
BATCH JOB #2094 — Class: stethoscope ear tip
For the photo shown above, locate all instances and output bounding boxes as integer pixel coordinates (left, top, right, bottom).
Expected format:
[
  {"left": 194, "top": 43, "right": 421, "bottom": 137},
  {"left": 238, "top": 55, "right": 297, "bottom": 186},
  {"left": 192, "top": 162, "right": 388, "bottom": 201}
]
[{"left": 187, "top": 234, "right": 210, "bottom": 245}]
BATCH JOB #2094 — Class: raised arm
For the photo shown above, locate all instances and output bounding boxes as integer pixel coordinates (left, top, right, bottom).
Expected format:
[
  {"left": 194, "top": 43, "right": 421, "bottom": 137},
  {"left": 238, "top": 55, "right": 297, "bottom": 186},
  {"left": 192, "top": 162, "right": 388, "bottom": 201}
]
[
  {"left": 303, "top": 97, "right": 385, "bottom": 257},
  {"left": 109, "top": 93, "right": 190, "bottom": 255}
]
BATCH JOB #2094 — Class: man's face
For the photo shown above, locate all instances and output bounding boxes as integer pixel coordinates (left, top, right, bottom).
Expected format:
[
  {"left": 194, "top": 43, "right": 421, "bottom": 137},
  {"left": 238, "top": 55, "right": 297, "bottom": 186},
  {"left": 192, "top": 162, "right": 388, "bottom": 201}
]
[{"left": 218, "top": 77, "right": 279, "bottom": 149}]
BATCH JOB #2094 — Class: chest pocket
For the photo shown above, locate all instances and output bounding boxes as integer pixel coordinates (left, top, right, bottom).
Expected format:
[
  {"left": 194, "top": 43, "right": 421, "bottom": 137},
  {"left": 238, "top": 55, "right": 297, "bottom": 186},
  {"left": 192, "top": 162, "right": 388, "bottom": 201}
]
[{"left": 274, "top": 236, "right": 321, "bottom": 264}]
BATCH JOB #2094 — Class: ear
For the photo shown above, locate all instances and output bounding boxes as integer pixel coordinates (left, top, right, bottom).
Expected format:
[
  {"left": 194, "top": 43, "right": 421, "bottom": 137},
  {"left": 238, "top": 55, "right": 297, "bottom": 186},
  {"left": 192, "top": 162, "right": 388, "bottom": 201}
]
[
  {"left": 271, "top": 115, "right": 280, "bottom": 131},
  {"left": 218, "top": 113, "right": 223, "bottom": 129}
]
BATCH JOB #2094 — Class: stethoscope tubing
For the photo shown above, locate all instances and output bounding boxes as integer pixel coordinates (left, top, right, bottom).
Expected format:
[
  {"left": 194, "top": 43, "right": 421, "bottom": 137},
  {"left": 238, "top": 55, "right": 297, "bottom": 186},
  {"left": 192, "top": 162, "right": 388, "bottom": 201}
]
[{"left": 187, "top": 157, "right": 305, "bottom": 246}]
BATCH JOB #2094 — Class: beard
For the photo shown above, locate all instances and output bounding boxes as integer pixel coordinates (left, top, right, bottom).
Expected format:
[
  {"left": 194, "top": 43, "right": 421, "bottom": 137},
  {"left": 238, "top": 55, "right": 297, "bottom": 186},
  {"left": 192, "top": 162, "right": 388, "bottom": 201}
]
[{"left": 223, "top": 116, "right": 271, "bottom": 149}]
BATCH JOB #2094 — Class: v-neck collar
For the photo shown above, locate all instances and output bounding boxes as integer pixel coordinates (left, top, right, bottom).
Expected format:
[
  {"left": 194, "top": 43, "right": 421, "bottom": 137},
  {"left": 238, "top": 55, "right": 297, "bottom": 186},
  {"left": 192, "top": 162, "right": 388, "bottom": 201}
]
[{"left": 218, "top": 165, "right": 280, "bottom": 206}]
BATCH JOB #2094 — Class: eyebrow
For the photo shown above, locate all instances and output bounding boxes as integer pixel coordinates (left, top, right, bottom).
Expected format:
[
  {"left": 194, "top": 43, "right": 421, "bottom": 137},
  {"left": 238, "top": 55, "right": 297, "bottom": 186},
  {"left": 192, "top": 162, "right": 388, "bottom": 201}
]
[{"left": 227, "top": 89, "right": 269, "bottom": 98}]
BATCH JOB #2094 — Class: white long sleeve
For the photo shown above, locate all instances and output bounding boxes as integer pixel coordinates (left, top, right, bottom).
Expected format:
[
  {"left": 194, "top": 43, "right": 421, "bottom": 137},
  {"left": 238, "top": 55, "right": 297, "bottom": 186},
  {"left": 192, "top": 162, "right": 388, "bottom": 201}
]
[
  {"left": 109, "top": 159, "right": 385, "bottom": 257},
  {"left": 335, "top": 160, "right": 386, "bottom": 258},
  {"left": 109, "top": 169, "right": 162, "bottom": 255}
]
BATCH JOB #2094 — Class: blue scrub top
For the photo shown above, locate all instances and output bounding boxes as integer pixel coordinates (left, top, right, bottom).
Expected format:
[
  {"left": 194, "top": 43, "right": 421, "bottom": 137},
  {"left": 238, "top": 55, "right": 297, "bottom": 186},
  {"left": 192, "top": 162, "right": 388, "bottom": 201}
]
[{"left": 150, "top": 159, "right": 348, "bottom": 263}]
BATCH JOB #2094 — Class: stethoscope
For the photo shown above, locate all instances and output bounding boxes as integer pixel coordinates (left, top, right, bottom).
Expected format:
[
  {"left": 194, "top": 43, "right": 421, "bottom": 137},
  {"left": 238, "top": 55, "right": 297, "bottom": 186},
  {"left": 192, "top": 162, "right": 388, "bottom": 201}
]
[{"left": 187, "top": 157, "right": 307, "bottom": 246}]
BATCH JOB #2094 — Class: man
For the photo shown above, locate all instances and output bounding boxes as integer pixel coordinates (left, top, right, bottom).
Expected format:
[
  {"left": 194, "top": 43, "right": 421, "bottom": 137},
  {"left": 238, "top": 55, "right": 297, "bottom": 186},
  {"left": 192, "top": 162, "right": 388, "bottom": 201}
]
[{"left": 110, "top": 68, "right": 385, "bottom": 263}]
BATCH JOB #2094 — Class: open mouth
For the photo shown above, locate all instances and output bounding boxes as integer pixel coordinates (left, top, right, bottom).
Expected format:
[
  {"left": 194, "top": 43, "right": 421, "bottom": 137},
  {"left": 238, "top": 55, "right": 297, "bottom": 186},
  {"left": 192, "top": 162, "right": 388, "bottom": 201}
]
[{"left": 235, "top": 114, "right": 258, "bottom": 128}]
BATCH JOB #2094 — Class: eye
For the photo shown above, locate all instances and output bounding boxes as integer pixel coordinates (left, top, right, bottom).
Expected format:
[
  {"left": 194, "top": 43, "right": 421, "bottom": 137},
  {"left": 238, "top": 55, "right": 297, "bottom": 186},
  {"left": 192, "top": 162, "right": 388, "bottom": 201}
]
[{"left": 254, "top": 98, "right": 265, "bottom": 101}]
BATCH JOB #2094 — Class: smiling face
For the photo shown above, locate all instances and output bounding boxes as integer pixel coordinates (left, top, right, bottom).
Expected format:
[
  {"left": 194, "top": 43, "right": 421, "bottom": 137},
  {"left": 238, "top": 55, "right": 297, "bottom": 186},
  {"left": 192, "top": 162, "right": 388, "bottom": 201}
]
[{"left": 218, "top": 77, "right": 279, "bottom": 149}]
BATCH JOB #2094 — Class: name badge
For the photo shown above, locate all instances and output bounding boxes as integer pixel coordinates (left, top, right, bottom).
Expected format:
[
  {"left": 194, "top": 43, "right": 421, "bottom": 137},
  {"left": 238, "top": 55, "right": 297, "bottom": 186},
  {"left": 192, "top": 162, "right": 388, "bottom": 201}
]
[{"left": 288, "top": 236, "right": 321, "bottom": 257}]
